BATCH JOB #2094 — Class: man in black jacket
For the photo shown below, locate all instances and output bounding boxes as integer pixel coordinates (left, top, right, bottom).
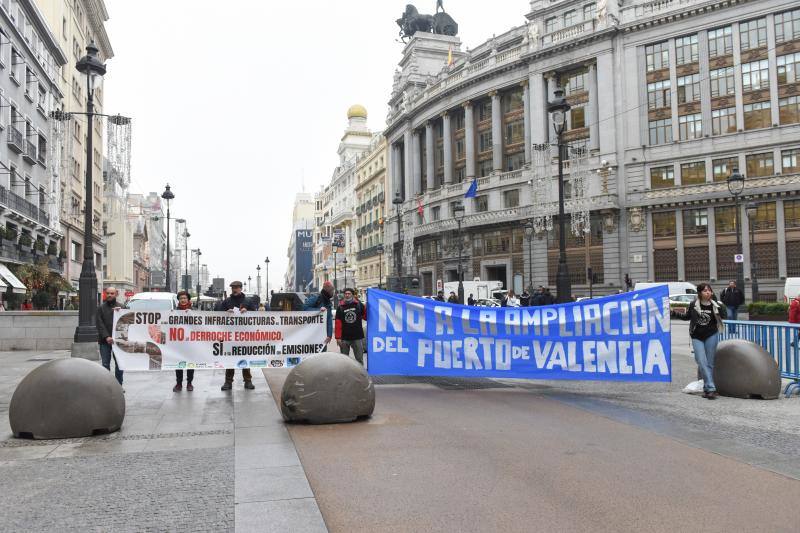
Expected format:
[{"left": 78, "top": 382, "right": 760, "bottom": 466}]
[
  {"left": 335, "top": 288, "right": 367, "bottom": 365},
  {"left": 216, "top": 281, "right": 257, "bottom": 391},
  {"left": 96, "top": 287, "right": 123, "bottom": 385},
  {"left": 720, "top": 280, "right": 744, "bottom": 332}
]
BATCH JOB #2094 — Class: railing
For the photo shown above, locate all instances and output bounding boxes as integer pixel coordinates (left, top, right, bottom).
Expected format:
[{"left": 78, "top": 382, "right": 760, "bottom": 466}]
[
  {"left": 720, "top": 320, "right": 800, "bottom": 396},
  {"left": 544, "top": 20, "right": 596, "bottom": 45},
  {"left": 0, "top": 185, "right": 50, "bottom": 226},
  {"left": 7, "top": 125, "right": 23, "bottom": 152},
  {"left": 23, "top": 139, "right": 37, "bottom": 163},
  {"left": 0, "top": 242, "right": 63, "bottom": 273}
]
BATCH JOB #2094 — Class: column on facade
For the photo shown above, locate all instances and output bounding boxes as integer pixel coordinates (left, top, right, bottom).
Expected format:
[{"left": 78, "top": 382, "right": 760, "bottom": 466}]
[
  {"left": 766, "top": 14, "right": 781, "bottom": 127},
  {"left": 403, "top": 128, "right": 413, "bottom": 200},
  {"left": 522, "top": 82, "right": 532, "bottom": 163},
  {"left": 587, "top": 63, "right": 599, "bottom": 151},
  {"left": 530, "top": 73, "right": 547, "bottom": 145},
  {"left": 698, "top": 30, "right": 712, "bottom": 141},
  {"left": 707, "top": 207, "right": 718, "bottom": 281},
  {"left": 741, "top": 203, "right": 751, "bottom": 281},
  {"left": 443, "top": 112, "right": 454, "bottom": 184},
  {"left": 464, "top": 102, "right": 476, "bottom": 179},
  {"left": 732, "top": 23, "right": 745, "bottom": 134},
  {"left": 675, "top": 209, "right": 686, "bottom": 281},
  {"left": 391, "top": 143, "right": 402, "bottom": 199},
  {"left": 412, "top": 129, "right": 422, "bottom": 196},
  {"left": 646, "top": 210, "right": 655, "bottom": 282},
  {"left": 776, "top": 199, "right": 787, "bottom": 278},
  {"left": 425, "top": 121, "right": 435, "bottom": 189},
  {"left": 596, "top": 52, "right": 616, "bottom": 156},
  {"left": 544, "top": 76, "right": 556, "bottom": 145},
  {"left": 668, "top": 39, "right": 680, "bottom": 145},
  {"left": 490, "top": 91, "right": 503, "bottom": 172}
]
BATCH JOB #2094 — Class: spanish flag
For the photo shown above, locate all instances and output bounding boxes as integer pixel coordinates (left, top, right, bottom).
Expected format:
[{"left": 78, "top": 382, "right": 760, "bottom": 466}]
[{"left": 447, "top": 45, "right": 453, "bottom": 67}]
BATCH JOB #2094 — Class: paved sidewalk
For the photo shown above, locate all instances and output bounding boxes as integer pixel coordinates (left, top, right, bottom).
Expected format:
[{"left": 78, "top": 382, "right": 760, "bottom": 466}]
[{"left": 0, "top": 350, "right": 326, "bottom": 533}]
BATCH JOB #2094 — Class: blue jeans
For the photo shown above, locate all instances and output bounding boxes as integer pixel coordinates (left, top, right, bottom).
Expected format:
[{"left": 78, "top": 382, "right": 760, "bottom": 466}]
[
  {"left": 727, "top": 306, "right": 738, "bottom": 333},
  {"left": 691, "top": 333, "right": 719, "bottom": 393},
  {"left": 99, "top": 342, "right": 124, "bottom": 385}
]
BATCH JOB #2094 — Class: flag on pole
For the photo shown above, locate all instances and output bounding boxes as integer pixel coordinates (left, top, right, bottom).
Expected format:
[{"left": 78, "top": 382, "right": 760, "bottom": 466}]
[
  {"left": 447, "top": 45, "right": 453, "bottom": 66},
  {"left": 464, "top": 178, "right": 478, "bottom": 198},
  {"left": 417, "top": 198, "right": 424, "bottom": 218}
]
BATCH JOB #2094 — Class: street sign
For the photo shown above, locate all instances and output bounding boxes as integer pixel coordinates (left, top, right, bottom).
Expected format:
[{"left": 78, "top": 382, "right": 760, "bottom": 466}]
[
  {"left": 436, "top": 279, "right": 443, "bottom": 291},
  {"left": 734, "top": 254, "right": 744, "bottom": 263}
]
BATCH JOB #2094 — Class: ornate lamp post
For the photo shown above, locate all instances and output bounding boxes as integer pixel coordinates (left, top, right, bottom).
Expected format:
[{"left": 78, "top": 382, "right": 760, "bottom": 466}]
[
  {"left": 377, "top": 244, "right": 384, "bottom": 289},
  {"left": 256, "top": 264, "right": 262, "bottom": 300},
  {"left": 342, "top": 257, "right": 349, "bottom": 291},
  {"left": 393, "top": 191, "right": 404, "bottom": 287},
  {"left": 727, "top": 169, "right": 745, "bottom": 295},
  {"left": 193, "top": 249, "right": 202, "bottom": 296},
  {"left": 453, "top": 203, "right": 465, "bottom": 304},
  {"left": 161, "top": 186, "right": 175, "bottom": 292},
  {"left": 746, "top": 201, "right": 760, "bottom": 302},
  {"left": 247, "top": 276, "right": 252, "bottom": 294},
  {"left": 264, "top": 257, "right": 270, "bottom": 300},
  {"left": 182, "top": 226, "right": 191, "bottom": 292},
  {"left": 524, "top": 220, "right": 534, "bottom": 293},
  {"left": 548, "top": 87, "right": 572, "bottom": 304}
]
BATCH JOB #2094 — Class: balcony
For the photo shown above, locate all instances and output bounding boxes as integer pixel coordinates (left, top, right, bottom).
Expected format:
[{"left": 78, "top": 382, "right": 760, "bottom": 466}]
[
  {"left": 22, "top": 139, "right": 37, "bottom": 164},
  {"left": 7, "top": 126, "right": 23, "bottom": 153},
  {"left": 0, "top": 185, "right": 50, "bottom": 226},
  {"left": 357, "top": 245, "right": 383, "bottom": 261},
  {"left": 0, "top": 242, "right": 63, "bottom": 273},
  {"left": 37, "top": 148, "right": 46, "bottom": 166}
]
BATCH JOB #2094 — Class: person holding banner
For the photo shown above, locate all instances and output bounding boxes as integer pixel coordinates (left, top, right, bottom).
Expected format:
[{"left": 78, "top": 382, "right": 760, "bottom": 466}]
[
  {"left": 96, "top": 287, "right": 124, "bottom": 386},
  {"left": 217, "top": 281, "right": 258, "bottom": 391},
  {"left": 335, "top": 288, "right": 367, "bottom": 365},
  {"left": 304, "top": 280, "right": 335, "bottom": 347},
  {"left": 173, "top": 291, "right": 195, "bottom": 392},
  {"left": 684, "top": 283, "right": 727, "bottom": 400}
]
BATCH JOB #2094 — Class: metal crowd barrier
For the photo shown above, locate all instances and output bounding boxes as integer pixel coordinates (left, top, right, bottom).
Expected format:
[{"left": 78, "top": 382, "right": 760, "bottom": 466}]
[{"left": 719, "top": 320, "right": 800, "bottom": 397}]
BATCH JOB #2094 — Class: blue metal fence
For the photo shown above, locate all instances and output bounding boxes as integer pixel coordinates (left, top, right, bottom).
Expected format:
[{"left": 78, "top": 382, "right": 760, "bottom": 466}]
[{"left": 720, "top": 320, "right": 800, "bottom": 397}]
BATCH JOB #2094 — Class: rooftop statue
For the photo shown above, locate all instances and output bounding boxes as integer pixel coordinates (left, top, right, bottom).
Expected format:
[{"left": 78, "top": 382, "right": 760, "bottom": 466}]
[{"left": 397, "top": 2, "right": 459, "bottom": 42}]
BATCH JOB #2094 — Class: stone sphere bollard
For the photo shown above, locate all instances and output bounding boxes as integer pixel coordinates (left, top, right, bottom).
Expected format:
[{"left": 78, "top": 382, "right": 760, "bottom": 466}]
[
  {"left": 713, "top": 339, "right": 781, "bottom": 400},
  {"left": 280, "top": 352, "right": 375, "bottom": 424},
  {"left": 9, "top": 358, "right": 125, "bottom": 439}
]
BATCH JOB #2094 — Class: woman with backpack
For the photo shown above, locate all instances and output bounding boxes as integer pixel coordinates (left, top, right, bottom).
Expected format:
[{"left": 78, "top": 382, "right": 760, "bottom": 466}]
[{"left": 683, "top": 283, "right": 727, "bottom": 400}]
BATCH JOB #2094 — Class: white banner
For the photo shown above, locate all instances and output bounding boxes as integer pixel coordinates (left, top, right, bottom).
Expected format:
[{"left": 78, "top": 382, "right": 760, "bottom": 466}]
[{"left": 112, "top": 309, "right": 326, "bottom": 371}]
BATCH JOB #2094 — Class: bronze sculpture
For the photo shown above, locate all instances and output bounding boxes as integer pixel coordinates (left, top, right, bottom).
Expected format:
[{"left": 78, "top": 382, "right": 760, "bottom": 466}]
[{"left": 397, "top": 2, "right": 458, "bottom": 42}]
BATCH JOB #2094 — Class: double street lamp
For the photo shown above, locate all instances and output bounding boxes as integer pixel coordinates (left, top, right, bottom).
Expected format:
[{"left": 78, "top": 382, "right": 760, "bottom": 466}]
[
  {"left": 453, "top": 203, "right": 465, "bottom": 304},
  {"left": 161, "top": 186, "right": 175, "bottom": 292},
  {"left": 548, "top": 87, "right": 572, "bottom": 304},
  {"left": 727, "top": 169, "right": 745, "bottom": 294},
  {"left": 746, "top": 201, "right": 760, "bottom": 302}
]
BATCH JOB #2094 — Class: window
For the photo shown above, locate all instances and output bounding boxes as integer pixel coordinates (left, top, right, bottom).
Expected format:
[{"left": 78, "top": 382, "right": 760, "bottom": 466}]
[
  {"left": 743, "top": 101, "right": 771, "bottom": 130},
  {"left": 647, "top": 80, "right": 671, "bottom": 110},
  {"left": 742, "top": 60, "right": 769, "bottom": 92},
  {"left": 432, "top": 206, "right": 440, "bottom": 221},
  {"left": 709, "top": 67, "right": 735, "bottom": 98},
  {"left": 711, "top": 107, "right": 736, "bottom": 135},
  {"left": 455, "top": 138, "right": 464, "bottom": 159},
  {"left": 715, "top": 206, "right": 738, "bottom": 233},
  {"left": 785, "top": 200, "right": 800, "bottom": 228},
  {"left": 455, "top": 166, "right": 466, "bottom": 182},
  {"left": 780, "top": 96, "right": 800, "bottom": 125},
  {"left": 652, "top": 212, "right": 676, "bottom": 237},
  {"left": 71, "top": 240, "right": 81, "bottom": 260},
  {"left": 681, "top": 161, "right": 706, "bottom": 185},
  {"left": 545, "top": 17, "right": 557, "bottom": 33},
  {"left": 505, "top": 153, "right": 524, "bottom": 172},
  {"left": 563, "top": 68, "right": 587, "bottom": 95},
  {"left": 645, "top": 42, "right": 669, "bottom": 72},
  {"left": 478, "top": 131, "right": 492, "bottom": 152},
  {"left": 583, "top": 3, "right": 596, "bottom": 20},
  {"left": 570, "top": 106, "right": 585, "bottom": 129},
  {"left": 504, "top": 189, "right": 520, "bottom": 208},
  {"left": 454, "top": 112, "right": 465, "bottom": 130},
  {"left": 649, "top": 118, "right": 672, "bottom": 145},
  {"left": 477, "top": 100, "right": 492, "bottom": 121},
  {"left": 745, "top": 152, "right": 774, "bottom": 177},
  {"left": 563, "top": 10, "right": 577, "bottom": 27},
  {"left": 777, "top": 52, "right": 800, "bottom": 85},
  {"left": 479, "top": 159, "right": 493, "bottom": 177},
  {"left": 474, "top": 195, "right": 488, "bottom": 212},
  {"left": 678, "top": 113, "right": 702, "bottom": 140},
  {"left": 775, "top": 9, "right": 800, "bottom": 43},
  {"left": 650, "top": 165, "right": 674, "bottom": 189},
  {"left": 505, "top": 121, "right": 524, "bottom": 143},
  {"left": 751, "top": 202, "right": 777, "bottom": 230},
  {"left": 740, "top": 18, "right": 767, "bottom": 51},
  {"left": 677, "top": 74, "right": 701, "bottom": 103},
  {"left": 708, "top": 26, "right": 733, "bottom": 57},
  {"left": 675, "top": 35, "right": 698, "bottom": 65},
  {"left": 712, "top": 157, "right": 739, "bottom": 181},
  {"left": 782, "top": 148, "right": 800, "bottom": 173},
  {"left": 683, "top": 209, "right": 708, "bottom": 235}
]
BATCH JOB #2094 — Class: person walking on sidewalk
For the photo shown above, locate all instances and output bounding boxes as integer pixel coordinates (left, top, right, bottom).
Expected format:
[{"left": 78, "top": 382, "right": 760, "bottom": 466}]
[
  {"left": 96, "top": 287, "right": 123, "bottom": 386},
  {"left": 720, "top": 280, "right": 744, "bottom": 330},
  {"left": 683, "top": 282, "right": 727, "bottom": 400},
  {"left": 303, "top": 280, "right": 335, "bottom": 349},
  {"left": 335, "top": 288, "right": 367, "bottom": 365},
  {"left": 173, "top": 291, "right": 195, "bottom": 392},
  {"left": 217, "top": 281, "right": 257, "bottom": 391}
]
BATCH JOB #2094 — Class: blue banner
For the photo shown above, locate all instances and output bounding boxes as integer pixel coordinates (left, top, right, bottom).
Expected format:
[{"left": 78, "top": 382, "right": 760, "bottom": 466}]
[{"left": 367, "top": 287, "right": 671, "bottom": 382}]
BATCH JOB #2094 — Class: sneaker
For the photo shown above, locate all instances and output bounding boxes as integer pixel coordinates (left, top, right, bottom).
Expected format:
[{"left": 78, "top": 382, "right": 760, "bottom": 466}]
[
  {"left": 244, "top": 381, "right": 255, "bottom": 390},
  {"left": 173, "top": 383, "right": 182, "bottom": 392},
  {"left": 221, "top": 382, "right": 232, "bottom": 391},
  {"left": 186, "top": 383, "right": 194, "bottom": 392}
]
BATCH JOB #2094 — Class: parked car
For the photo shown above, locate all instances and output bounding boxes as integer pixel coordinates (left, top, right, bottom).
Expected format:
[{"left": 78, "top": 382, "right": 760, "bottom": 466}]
[
  {"left": 635, "top": 281, "right": 697, "bottom": 295},
  {"left": 668, "top": 293, "right": 695, "bottom": 317}
]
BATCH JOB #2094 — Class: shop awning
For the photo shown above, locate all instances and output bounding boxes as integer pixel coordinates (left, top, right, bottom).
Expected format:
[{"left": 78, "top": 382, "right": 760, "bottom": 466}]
[{"left": 0, "top": 264, "right": 27, "bottom": 294}]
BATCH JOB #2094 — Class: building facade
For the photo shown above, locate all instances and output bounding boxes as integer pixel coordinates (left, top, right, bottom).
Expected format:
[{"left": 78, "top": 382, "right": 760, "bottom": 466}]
[
  {"left": 284, "top": 191, "right": 314, "bottom": 292},
  {"left": 383, "top": 0, "right": 800, "bottom": 300},
  {"left": 353, "top": 135, "right": 388, "bottom": 293},
  {"left": 0, "top": 0, "right": 68, "bottom": 300}
]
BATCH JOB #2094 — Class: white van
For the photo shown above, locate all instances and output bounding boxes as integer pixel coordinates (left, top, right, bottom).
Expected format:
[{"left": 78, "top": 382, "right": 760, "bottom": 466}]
[
  {"left": 634, "top": 282, "right": 697, "bottom": 296},
  {"left": 784, "top": 278, "right": 800, "bottom": 302},
  {"left": 443, "top": 280, "right": 503, "bottom": 301},
  {"left": 126, "top": 291, "right": 178, "bottom": 311}
]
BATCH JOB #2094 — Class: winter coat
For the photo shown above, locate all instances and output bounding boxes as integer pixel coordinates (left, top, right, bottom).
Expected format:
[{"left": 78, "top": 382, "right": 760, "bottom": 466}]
[
  {"left": 303, "top": 291, "right": 334, "bottom": 337},
  {"left": 683, "top": 298, "right": 727, "bottom": 338},
  {"left": 789, "top": 298, "right": 800, "bottom": 324},
  {"left": 96, "top": 300, "right": 120, "bottom": 342},
  {"left": 215, "top": 292, "right": 256, "bottom": 312},
  {"left": 720, "top": 287, "right": 745, "bottom": 308}
]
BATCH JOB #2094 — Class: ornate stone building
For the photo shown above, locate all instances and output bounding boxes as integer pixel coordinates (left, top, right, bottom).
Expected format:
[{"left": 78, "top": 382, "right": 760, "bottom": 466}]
[
  {"left": 353, "top": 135, "right": 387, "bottom": 293},
  {"left": 384, "top": 0, "right": 800, "bottom": 300}
]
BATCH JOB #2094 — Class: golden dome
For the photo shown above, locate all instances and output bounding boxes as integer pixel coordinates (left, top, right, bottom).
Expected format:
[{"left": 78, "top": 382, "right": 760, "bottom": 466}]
[{"left": 347, "top": 104, "right": 368, "bottom": 119}]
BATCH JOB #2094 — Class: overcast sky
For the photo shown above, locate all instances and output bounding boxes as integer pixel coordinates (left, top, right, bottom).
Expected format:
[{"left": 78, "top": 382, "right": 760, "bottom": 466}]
[{"left": 103, "top": 0, "right": 527, "bottom": 291}]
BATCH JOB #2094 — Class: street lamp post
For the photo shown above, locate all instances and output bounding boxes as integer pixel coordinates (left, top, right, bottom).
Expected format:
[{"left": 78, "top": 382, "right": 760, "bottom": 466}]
[
  {"left": 192, "top": 249, "right": 201, "bottom": 296},
  {"left": 264, "top": 257, "right": 270, "bottom": 301},
  {"left": 393, "top": 192, "right": 404, "bottom": 289},
  {"left": 71, "top": 42, "right": 108, "bottom": 350},
  {"left": 746, "top": 202, "right": 760, "bottom": 302},
  {"left": 453, "top": 203, "right": 465, "bottom": 304},
  {"left": 256, "top": 265, "right": 262, "bottom": 300},
  {"left": 524, "top": 220, "right": 534, "bottom": 293},
  {"left": 342, "top": 257, "right": 349, "bottom": 290},
  {"left": 162, "top": 187, "right": 175, "bottom": 292},
  {"left": 247, "top": 276, "right": 252, "bottom": 294},
  {"left": 377, "top": 244, "right": 384, "bottom": 289},
  {"left": 727, "top": 169, "right": 745, "bottom": 295},
  {"left": 183, "top": 227, "right": 191, "bottom": 292},
  {"left": 548, "top": 87, "right": 572, "bottom": 304}
]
